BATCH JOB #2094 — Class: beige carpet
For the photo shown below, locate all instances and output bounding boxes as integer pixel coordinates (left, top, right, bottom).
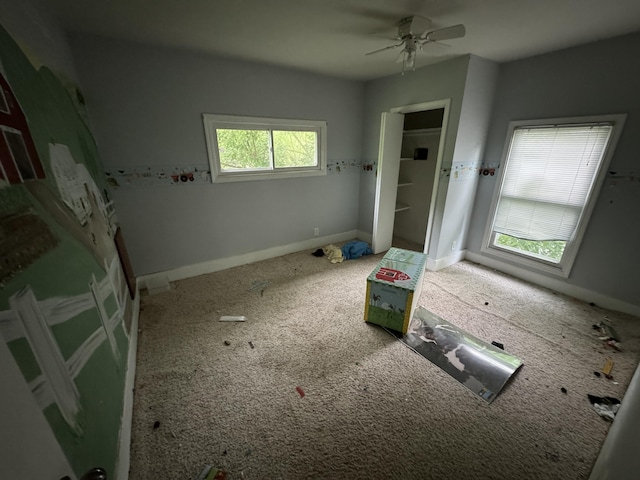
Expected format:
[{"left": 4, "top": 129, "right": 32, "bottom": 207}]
[{"left": 129, "top": 244, "right": 640, "bottom": 480}]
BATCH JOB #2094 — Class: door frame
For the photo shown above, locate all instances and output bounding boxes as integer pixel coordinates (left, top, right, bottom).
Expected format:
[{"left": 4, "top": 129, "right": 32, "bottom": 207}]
[{"left": 373, "top": 99, "right": 451, "bottom": 256}]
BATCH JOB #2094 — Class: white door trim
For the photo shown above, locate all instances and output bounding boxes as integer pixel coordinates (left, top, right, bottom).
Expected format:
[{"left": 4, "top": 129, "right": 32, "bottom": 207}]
[{"left": 373, "top": 99, "right": 451, "bottom": 256}]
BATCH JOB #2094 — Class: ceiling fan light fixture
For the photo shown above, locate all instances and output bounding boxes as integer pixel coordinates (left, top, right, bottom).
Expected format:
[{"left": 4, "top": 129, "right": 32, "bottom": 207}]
[
  {"left": 403, "top": 49, "right": 416, "bottom": 71},
  {"left": 365, "top": 15, "right": 466, "bottom": 76}
]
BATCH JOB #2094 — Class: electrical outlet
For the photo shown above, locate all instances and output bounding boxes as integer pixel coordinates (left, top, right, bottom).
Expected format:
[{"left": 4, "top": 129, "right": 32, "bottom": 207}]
[
  {"left": 313, "top": 227, "right": 319, "bottom": 237},
  {"left": 451, "top": 240, "right": 457, "bottom": 251}
]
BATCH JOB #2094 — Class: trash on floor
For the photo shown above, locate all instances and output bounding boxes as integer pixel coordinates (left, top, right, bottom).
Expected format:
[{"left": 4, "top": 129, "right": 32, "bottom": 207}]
[
  {"left": 248, "top": 280, "right": 270, "bottom": 295},
  {"left": 224, "top": 340, "right": 231, "bottom": 346},
  {"left": 196, "top": 465, "right": 227, "bottom": 480},
  {"left": 322, "top": 244, "right": 344, "bottom": 263},
  {"left": 601, "top": 358, "right": 614, "bottom": 378},
  {"left": 311, "top": 248, "right": 325, "bottom": 257},
  {"left": 296, "top": 386, "right": 305, "bottom": 398},
  {"left": 587, "top": 394, "right": 621, "bottom": 421},
  {"left": 593, "top": 321, "right": 620, "bottom": 342},
  {"left": 386, "top": 306, "right": 523, "bottom": 403},
  {"left": 341, "top": 240, "right": 373, "bottom": 260},
  {"left": 248, "top": 341, "right": 255, "bottom": 349},
  {"left": 153, "top": 421, "right": 160, "bottom": 429},
  {"left": 605, "top": 339, "right": 622, "bottom": 351},
  {"left": 219, "top": 315, "right": 247, "bottom": 322},
  {"left": 491, "top": 341, "right": 504, "bottom": 350},
  {"left": 592, "top": 321, "right": 622, "bottom": 350}
]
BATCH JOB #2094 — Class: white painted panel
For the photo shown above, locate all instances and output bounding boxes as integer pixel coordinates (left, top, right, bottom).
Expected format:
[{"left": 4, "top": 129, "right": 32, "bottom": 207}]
[
  {"left": 0, "top": 339, "right": 76, "bottom": 479},
  {"left": 10, "top": 287, "right": 82, "bottom": 434},
  {"left": 372, "top": 112, "right": 404, "bottom": 254}
]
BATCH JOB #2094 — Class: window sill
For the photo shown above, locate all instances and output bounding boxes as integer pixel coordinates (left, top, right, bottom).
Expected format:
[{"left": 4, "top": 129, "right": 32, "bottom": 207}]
[
  {"left": 479, "top": 244, "right": 572, "bottom": 279},
  {"left": 212, "top": 168, "right": 326, "bottom": 183}
]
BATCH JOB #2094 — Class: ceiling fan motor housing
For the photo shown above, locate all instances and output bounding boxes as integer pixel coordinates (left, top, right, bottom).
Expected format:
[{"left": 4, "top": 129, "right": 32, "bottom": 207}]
[{"left": 398, "top": 16, "right": 431, "bottom": 38}]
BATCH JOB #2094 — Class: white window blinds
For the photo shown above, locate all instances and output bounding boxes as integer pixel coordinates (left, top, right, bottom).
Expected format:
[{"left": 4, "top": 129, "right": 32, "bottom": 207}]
[{"left": 493, "top": 124, "right": 612, "bottom": 242}]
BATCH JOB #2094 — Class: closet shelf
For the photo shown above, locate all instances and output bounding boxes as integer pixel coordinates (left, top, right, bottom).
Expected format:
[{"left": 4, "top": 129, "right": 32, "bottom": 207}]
[
  {"left": 397, "top": 182, "right": 413, "bottom": 187},
  {"left": 395, "top": 203, "right": 410, "bottom": 213}
]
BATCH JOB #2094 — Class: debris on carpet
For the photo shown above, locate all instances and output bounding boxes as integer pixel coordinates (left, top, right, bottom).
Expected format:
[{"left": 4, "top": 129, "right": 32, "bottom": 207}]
[
  {"left": 219, "top": 315, "right": 247, "bottom": 322},
  {"left": 587, "top": 394, "right": 621, "bottom": 421},
  {"left": 322, "top": 244, "right": 344, "bottom": 263},
  {"left": 311, "top": 248, "right": 324, "bottom": 257},
  {"left": 248, "top": 341, "right": 255, "bottom": 349},
  {"left": 296, "top": 386, "right": 305, "bottom": 398},
  {"left": 196, "top": 465, "right": 227, "bottom": 480},
  {"left": 248, "top": 280, "right": 270, "bottom": 296},
  {"left": 601, "top": 358, "right": 614, "bottom": 379},
  {"left": 593, "top": 322, "right": 621, "bottom": 350}
]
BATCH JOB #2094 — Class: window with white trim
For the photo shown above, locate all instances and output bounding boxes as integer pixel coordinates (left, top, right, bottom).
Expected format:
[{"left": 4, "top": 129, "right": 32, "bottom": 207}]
[
  {"left": 202, "top": 114, "right": 327, "bottom": 183},
  {"left": 482, "top": 115, "right": 625, "bottom": 277}
]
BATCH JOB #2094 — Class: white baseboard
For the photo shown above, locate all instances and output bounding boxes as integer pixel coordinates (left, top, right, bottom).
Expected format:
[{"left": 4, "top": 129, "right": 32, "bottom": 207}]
[
  {"left": 139, "top": 230, "right": 362, "bottom": 288},
  {"left": 465, "top": 251, "right": 640, "bottom": 317},
  {"left": 115, "top": 288, "right": 140, "bottom": 480},
  {"left": 426, "top": 249, "right": 467, "bottom": 271}
]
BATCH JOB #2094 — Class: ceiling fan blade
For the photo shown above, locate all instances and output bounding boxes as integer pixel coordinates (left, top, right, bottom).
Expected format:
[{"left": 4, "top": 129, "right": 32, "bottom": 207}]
[
  {"left": 422, "top": 24, "right": 466, "bottom": 42},
  {"left": 420, "top": 41, "right": 451, "bottom": 57},
  {"left": 365, "top": 43, "right": 403, "bottom": 56}
]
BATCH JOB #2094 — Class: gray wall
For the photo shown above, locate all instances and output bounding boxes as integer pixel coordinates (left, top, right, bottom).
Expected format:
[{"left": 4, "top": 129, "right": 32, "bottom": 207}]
[
  {"left": 359, "top": 56, "right": 470, "bottom": 258},
  {"left": 436, "top": 55, "right": 498, "bottom": 260},
  {"left": 68, "top": 33, "right": 365, "bottom": 275},
  {"left": 467, "top": 32, "right": 640, "bottom": 306}
]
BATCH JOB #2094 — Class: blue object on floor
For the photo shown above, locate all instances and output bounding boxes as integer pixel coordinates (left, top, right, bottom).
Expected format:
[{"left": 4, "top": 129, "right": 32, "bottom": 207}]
[{"left": 341, "top": 241, "right": 373, "bottom": 260}]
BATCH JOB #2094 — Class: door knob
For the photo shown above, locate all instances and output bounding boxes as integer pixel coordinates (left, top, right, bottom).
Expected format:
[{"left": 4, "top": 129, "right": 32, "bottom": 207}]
[
  {"left": 81, "top": 468, "right": 107, "bottom": 480},
  {"left": 61, "top": 467, "right": 107, "bottom": 480}
]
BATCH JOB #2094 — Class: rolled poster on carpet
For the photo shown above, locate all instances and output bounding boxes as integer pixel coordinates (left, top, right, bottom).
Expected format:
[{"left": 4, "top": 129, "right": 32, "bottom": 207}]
[{"left": 388, "top": 306, "right": 523, "bottom": 403}]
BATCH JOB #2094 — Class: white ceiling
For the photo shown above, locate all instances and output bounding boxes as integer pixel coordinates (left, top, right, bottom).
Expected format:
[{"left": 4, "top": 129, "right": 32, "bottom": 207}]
[{"left": 46, "top": 0, "right": 640, "bottom": 81}]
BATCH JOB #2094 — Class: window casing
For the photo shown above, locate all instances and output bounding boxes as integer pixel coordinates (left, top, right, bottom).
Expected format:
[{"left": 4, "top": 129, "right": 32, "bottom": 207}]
[
  {"left": 203, "top": 114, "right": 327, "bottom": 183},
  {"left": 482, "top": 115, "right": 626, "bottom": 277}
]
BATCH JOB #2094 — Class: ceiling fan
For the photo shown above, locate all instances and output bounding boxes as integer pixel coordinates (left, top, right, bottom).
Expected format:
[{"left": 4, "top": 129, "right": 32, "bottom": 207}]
[{"left": 366, "top": 16, "right": 466, "bottom": 74}]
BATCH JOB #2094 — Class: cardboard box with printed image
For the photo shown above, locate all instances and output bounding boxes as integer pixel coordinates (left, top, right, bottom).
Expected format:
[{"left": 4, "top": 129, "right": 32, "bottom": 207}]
[{"left": 364, "top": 248, "right": 427, "bottom": 334}]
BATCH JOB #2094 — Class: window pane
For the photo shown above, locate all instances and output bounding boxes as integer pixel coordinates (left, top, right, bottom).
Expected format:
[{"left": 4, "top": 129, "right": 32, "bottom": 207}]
[
  {"left": 216, "top": 129, "right": 270, "bottom": 171},
  {"left": 0, "top": 88, "right": 9, "bottom": 113},
  {"left": 272, "top": 130, "right": 317, "bottom": 168},
  {"left": 494, "top": 233, "right": 566, "bottom": 263},
  {"left": 4, "top": 130, "right": 35, "bottom": 180},
  {"left": 494, "top": 125, "right": 611, "bottom": 242}
]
